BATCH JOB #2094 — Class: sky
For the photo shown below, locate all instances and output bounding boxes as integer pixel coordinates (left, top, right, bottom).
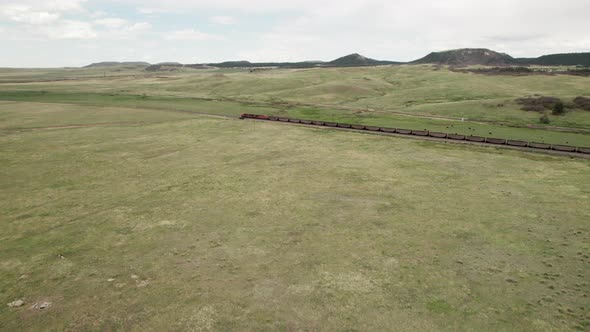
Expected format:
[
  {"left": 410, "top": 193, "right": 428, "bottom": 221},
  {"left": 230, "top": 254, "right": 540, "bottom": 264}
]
[{"left": 0, "top": 0, "right": 589, "bottom": 67}]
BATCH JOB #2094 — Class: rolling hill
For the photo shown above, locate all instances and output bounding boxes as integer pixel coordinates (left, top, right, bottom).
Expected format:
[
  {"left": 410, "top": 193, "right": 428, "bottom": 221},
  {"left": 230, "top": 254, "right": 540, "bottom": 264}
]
[
  {"left": 516, "top": 52, "right": 590, "bottom": 66},
  {"left": 84, "top": 61, "right": 151, "bottom": 68},
  {"left": 82, "top": 50, "right": 590, "bottom": 70},
  {"left": 411, "top": 48, "right": 516, "bottom": 66},
  {"left": 327, "top": 53, "right": 401, "bottom": 67}
]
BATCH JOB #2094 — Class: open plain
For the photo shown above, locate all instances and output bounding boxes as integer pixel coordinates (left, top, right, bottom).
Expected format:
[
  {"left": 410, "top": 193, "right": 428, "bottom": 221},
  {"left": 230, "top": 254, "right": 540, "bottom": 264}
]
[{"left": 1, "top": 65, "right": 589, "bottom": 331}]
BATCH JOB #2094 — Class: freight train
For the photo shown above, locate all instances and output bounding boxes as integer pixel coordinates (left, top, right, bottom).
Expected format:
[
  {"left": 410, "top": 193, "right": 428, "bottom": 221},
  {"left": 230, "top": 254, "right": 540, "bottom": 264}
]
[{"left": 239, "top": 113, "right": 590, "bottom": 154}]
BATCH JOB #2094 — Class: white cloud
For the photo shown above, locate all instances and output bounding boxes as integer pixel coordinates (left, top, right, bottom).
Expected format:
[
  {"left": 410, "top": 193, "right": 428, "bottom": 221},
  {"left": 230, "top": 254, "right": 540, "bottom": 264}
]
[
  {"left": 0, "top": 0, "right": 86, "bottom": 16},
  {"left": 17, "top": 11, "right": 60, "bottom": 25},
  {"left": 94, "top": 18, "right": 128, "bottom": 29},
  {"left": 138, "top": 7, "right": 183, "bottom": 15},
  {"left": 130, "top": 0, "right": 341, "bottom": 13},
  {"left": 90, "top": 10, "right": 107, "bottom": 18},
  {"left": 138, "top": 7, "right": 155, "bottom": 14},
  {"left": 164, "top": 29, "right": 222, "bottom": 41},
  {"left": 209, "top": 16, "right": 236, "bottom": 25},
  {"left": 0, "top": 5, "right": 60, "bottom": 24},
  {"left": 233, "top": 0, "right": 590, "bottom": 62},
  {"left": 45, "top": 20, "right": 97, "bottom": 39},
  {"left": 125, "top": 22, "right": 152, "bottom": 32},
  {"left": 137, "top": 7, "right": 156, "bottom": 15},
  {"left": 37, "top": 0, "right": 86, "bottom": 12},
  {"left": 0, "top": 1, "right": 95, "bottom": 40},
  {"left": 89, "top": 19, "right": 152, "bottom": 41},
  {"left": 1, "top": 0, "right": 589, "bottom": 67},
  {"left": 93, "top": 18, "right": 151, "bottom": 38},
  {"left": 0, "top": 0, "right": 89, "bottom": 28}
]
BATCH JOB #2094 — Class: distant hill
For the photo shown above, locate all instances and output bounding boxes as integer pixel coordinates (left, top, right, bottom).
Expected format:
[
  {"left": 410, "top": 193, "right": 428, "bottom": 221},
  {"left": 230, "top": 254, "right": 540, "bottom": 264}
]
[
  {"left": 206, "top": 60, "right": 324, "bottom": 69},
  {"left": 206, "top": 54, "right": 398, "bottom": 68},
  {"left": 515, "top": 53, "right": 590, "bottom": 66},
  {"left": 184, "top": 64, "right": 215, "bottom": 69},
  {"left": 145, "top": 63, "right": 216, "bottom": 71},
  {"left": 327, "top": 53, "right": 400, "bottom": 67},
  {"left": 84, "top": 61, "right": 150, "bottom": 68},
  {"left": 155, "top": 62, "right": 183, "bottom": 66},
  {"left": 411, "top": 48, "right": 516, "bottom": 66},
  {"left": 82, "top": 50, "right": 590, "bottom": 71},
  {"left": 145, "top": 62, "right": 186, "bottom": 71},
  {"left": 211, "top": 61, "right": 254, "bottom": 67}
]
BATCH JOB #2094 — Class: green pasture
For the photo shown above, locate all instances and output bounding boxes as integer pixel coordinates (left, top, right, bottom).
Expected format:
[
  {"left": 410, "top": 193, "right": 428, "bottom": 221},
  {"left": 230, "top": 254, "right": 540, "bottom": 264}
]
[
  {"left": 1, "top": 102, "right": 589, "bottom": 330},
  {"left": 1, "top": 65, "right": 588, "bottom": 129},
  {"left": 0, "top": 91, "right": 588, "bottom": 146}
]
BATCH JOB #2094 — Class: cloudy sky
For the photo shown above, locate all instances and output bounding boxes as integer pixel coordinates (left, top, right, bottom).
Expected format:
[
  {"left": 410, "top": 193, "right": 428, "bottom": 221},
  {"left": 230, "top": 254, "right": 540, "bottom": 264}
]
[{"left": 0, "top": 0, "right": 588, "bottom": 67}]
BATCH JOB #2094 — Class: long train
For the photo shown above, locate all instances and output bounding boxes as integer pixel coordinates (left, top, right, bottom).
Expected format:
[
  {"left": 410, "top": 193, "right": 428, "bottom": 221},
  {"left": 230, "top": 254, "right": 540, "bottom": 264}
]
[{"left": 239, "top": 113, "right": 590, "bottom": 154}]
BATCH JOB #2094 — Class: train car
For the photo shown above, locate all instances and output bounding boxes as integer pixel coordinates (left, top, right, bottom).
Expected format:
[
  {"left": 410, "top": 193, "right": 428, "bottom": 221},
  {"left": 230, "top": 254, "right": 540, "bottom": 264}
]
[
  {"left": 366, "top": 126, "right": 381, "bottom": 132},
  {"left": 529, "top": 142, "right": 551, "bottom": 149},
  {"left": 506, "top": 140, "right": 528, "bottom": 147},
  {"left": 396, "top": 129, "right": 412, "bottom": 134},
  {"left": 351, "top": 125, "right": 365, "bottom": 130},
  {"left": 381, "top": 127, "right": 396, "bottom": 133},
  {"left": 465, "top": 135, "right": 485, "bottom": 142},
  {"left": 278, "top": 117, "right": 290, "bottom": 122},
  {"left": 447, "top": 134, "right": 465, "bottom": 140},
  {"left": 337, "top": 123, "right": 352, "bottom": 128},
  {"left": 578, "top": 147, "right": 590, "bottom": 154},
  {"left": 411, "top": 130, "right": 429, "bottom": 136},
  {"left": 552, "top": 145, "right": 576, "bottom": 152},
  {"left": 428, "top": 132, "right": 447, "bottom": 138},
  {"left": 300, "top": 119, "right": 312, "bottom": 124},
  {"left": 486, "top": 137, "right": 506, "bottom": 145},
  {"left": 289, "top": 118, "right": 301, "bottom": 123},
  {"left": 269, "top": 116, "right": 279, "bottom": 121},
  {"left": 324, "top": 122, "right": 338, "bottom": 127},
  {"left": 240, "top": 113, "right": 257, "bottom": 119},
  {"left": 312, "top": 120, "right": 325, "bottom": 126}
]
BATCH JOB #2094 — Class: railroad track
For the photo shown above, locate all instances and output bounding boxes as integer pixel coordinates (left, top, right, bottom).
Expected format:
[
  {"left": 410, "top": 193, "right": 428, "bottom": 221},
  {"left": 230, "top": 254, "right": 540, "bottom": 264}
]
[{"left": 240, "top": 113, "right": 590, "bottom": 158}]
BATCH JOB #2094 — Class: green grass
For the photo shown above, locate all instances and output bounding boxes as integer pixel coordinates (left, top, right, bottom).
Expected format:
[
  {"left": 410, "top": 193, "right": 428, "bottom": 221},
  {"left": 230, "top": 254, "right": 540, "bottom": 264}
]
[
  {"left": 0, "top": 64, "right": 589, "bottom": 147},
  {"left": 1, "top": 91, "right": 588, "bottom": 146},
  {"left": 1, "top": 102, "right": 589, "bottom": 331},
  {"left": 1, "top": 65, "right": 589, "bottom": 128},
  {"left": 0, "top": 65, "right": 150, "bottom": 82},
  {"left": 0, "top": 101, "right": 198, "bottom": 130},
  {"left": 277, "top": 107, "right": 590, "bottom": 146},
  {"left": 0, "top": 91, "right": 277, "bottom": 118}
]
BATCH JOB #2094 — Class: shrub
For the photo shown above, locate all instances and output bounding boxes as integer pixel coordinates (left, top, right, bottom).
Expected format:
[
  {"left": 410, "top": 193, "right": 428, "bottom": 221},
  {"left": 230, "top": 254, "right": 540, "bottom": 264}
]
[
  {"left": 552, "top": 102, "right": 565, "bottom": 115},
  {"left": 521, "top": 104, "right": 545, "bottom": 112},
  {"left": 540, "top": 112, "right": 551, "bottom": 124},
  {"left": 516, "top": 96, "right": 562, "bottom": 112},
  {"left": 573, "top": 96, "right": 590, "bottom": 110}
]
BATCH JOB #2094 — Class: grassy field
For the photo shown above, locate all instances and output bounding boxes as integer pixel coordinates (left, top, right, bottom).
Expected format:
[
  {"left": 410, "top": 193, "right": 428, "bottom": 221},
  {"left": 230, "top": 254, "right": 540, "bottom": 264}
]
[
  {"left": 1, "top": 101, "right": 589, "bottom": 331},
  {"left": 0, "top": 64, "right": 589, "bottom": 146},
  {"left": 0, "top": 65, "right": 151, "bottom": 83},
  {"left": 0, "top": 91, "right": 589, "bottom": 146}
]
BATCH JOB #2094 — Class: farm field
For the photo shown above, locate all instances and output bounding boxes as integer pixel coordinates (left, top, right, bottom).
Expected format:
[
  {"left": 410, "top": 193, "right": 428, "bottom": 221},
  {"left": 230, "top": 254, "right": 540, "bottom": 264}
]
[{"left": 1, "top": 101, "right": 590, "bottom": 331}]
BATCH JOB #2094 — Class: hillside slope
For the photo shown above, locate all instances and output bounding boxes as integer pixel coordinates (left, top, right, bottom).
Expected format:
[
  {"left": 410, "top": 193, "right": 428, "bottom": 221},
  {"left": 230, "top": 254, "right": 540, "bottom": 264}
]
[
  {"left": 327, "top": 53, "right": 400, "bottom": 67},
  {"left": 412, "top": 48, "right": 516, "bottom": 66},
  {"left": 516, "top": 53, "right": 590, "bottom": 66},
  {"left": 84, "top": 62, "right": 150, "bottom": 68}
]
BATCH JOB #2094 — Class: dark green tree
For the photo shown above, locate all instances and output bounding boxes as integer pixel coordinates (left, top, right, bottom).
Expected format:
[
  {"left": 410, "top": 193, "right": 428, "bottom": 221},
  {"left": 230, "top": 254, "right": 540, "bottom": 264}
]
[{"left": 552, "top": 102, "right": 565, "bottom": 115}]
